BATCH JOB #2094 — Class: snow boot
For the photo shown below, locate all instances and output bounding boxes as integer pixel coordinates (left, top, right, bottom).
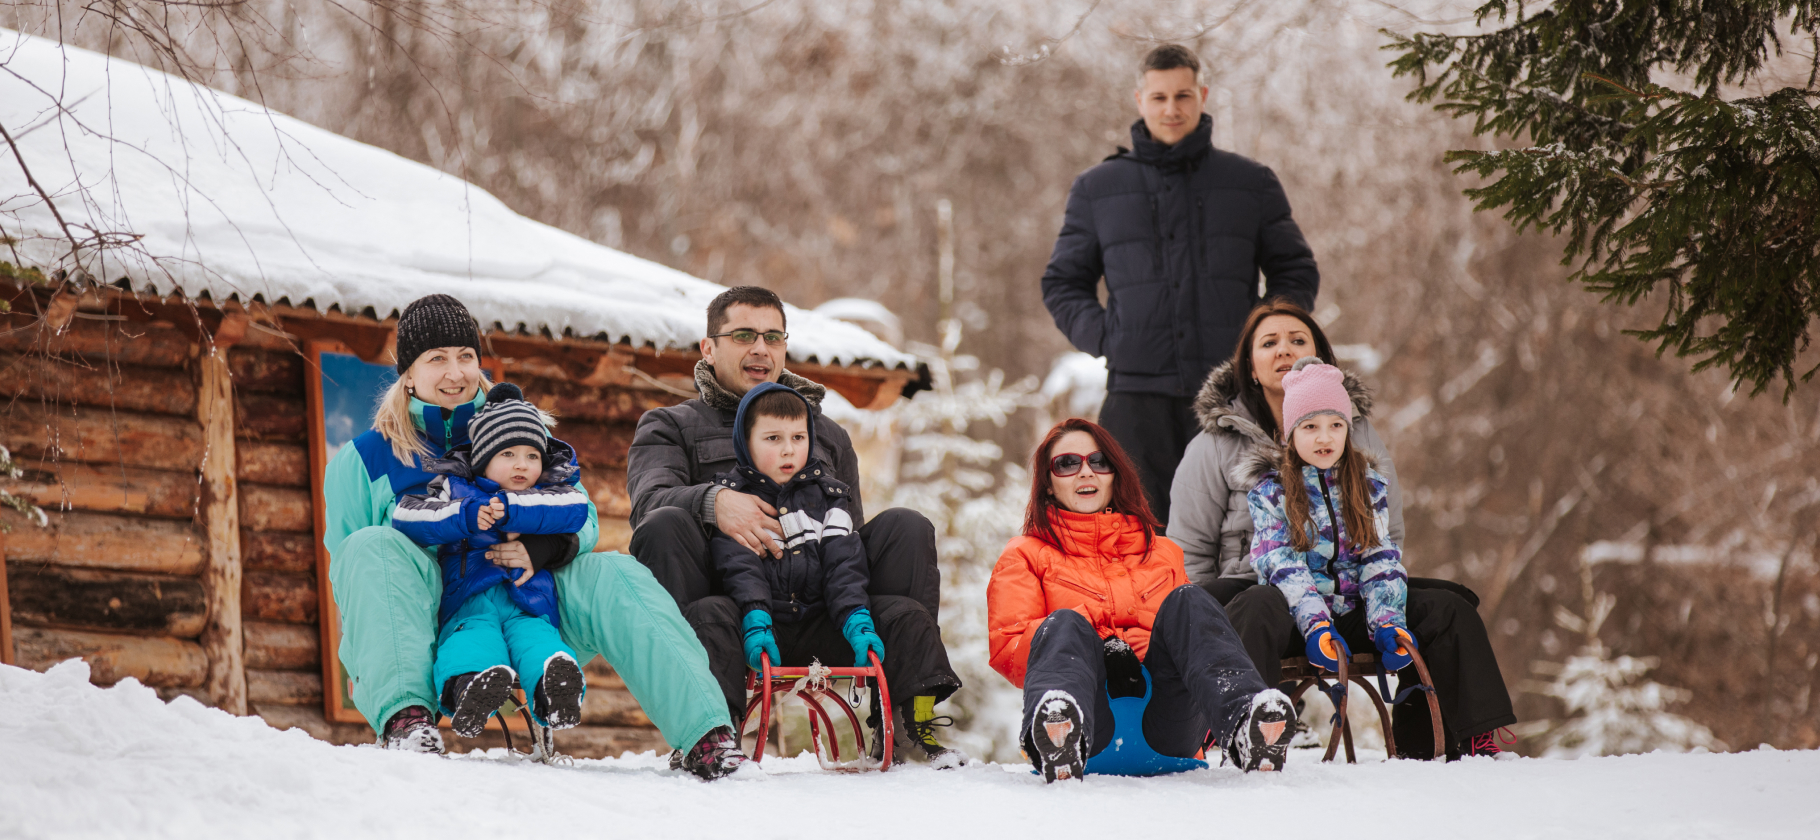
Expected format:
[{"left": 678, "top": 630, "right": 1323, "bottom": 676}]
[
  {"left": 1289, "top": 697, "right": 1322, "bottom": 749},
  {"left": 534, "top": 653, "right": 585, "bottom": 730},
  {"left": 681, "top": 725, "right": 764, "bottom": 781},
  {"left": 1225, "top": 689, "right": 1296, "bottom": 772},
  {"left": 903, "top": 695, "right": 969, "bottom": 769},
  {"left": 1029, "top": 690, "right": 1086, "bottom": 783},
  {"left": 442, "top": 665, "right": 517, "bottom": 738},
  {"left": 381, "top": 705, "right": 445, "bottom": 754},
  {"left": 1460, "top": 728, "right": 1518, "bottom": 760}
]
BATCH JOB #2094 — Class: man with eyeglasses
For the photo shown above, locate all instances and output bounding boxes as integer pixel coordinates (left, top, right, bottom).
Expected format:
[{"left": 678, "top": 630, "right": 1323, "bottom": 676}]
[{"left": 627, "top": 285, "right": 963, "bottom": 766}]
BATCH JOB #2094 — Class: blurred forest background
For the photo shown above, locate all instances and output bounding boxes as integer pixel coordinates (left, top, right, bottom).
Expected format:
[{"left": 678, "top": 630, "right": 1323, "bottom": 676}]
[{"left": 4, "top": 0, "right": 1817, "bottom": 758}]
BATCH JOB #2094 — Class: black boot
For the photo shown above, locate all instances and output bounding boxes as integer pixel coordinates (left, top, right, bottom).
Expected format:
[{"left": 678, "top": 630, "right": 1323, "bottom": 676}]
[
  {"left": 680, "top": 726, "right": 762, "bottom": 780},
  {"left": 442, "top": 665, "right": 516, "bottom": 738},
  {"left": 1029, "top": 690, "right": 1086, "bottom": 783},
  {"left": 381, "top": 705, "right": 445, "bottom": 754},
  {"left": 534, "top": 654, "right": 585, "bottom": 730},
  {"left": 1225, "top": 689, "right": 1296, "bottom": 772}
]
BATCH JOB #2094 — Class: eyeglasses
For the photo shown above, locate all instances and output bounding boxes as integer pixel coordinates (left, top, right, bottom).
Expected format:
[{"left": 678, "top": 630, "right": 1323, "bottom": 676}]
[
  {"left": 1050, "top": 451, "right": 1113, "bottom": 477},
  {"left": 708, "top": 329, "right": 789, "bottom": 346}
]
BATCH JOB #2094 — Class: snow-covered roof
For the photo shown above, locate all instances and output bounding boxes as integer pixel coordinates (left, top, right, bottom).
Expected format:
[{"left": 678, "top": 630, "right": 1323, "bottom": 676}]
[{"left": 0, "top": 30, "right": 915, "bottom": 371}]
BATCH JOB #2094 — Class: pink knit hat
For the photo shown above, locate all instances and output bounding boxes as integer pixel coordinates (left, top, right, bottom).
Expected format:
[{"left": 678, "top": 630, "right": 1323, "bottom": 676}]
[{"left": 1279, "top": 357, "right": 1353, "bottom": 442}]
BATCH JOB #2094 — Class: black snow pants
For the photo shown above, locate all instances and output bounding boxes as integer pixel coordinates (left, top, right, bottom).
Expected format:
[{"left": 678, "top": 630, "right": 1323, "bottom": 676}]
[
  {"left": 1020, "top": 585, "right": 1268, "bottom": 760},
  {"left": 1225, "top": 585, "right": 1517, "bottom": 757},
  {"left": 1098, "top": 392, "right": 1197, "bottom": 530},
  {"left": 630, "top": 506, "right": 956, "bottom": 724}
]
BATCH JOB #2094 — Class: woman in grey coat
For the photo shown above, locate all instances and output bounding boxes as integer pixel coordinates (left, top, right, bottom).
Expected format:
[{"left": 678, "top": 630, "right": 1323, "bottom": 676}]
[
  {"left": 1166, "top": 301, "right": 1467, "bottom": 608},
  {"left": 1168, "top": 301, "right": 1504, "bottom": 757}
]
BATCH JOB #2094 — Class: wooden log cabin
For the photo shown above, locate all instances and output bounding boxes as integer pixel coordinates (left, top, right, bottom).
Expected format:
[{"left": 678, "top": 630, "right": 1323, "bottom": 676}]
[{"left": 0, "top": 276, "right": 921, "bottom": 757}]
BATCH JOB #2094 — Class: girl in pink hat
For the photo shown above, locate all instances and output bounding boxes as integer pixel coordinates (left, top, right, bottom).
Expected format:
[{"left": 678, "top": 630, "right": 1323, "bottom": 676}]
[{"left": 1233, "top": 357, "right": 1518, "bottom": 759}]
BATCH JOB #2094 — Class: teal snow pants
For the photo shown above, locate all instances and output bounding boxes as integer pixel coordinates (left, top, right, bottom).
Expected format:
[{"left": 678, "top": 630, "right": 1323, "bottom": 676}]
[
  {"left": 433, "top": 585, "right": 581, "bottom": 726},
  {"left": 329, "top": 526, "right": 730, "bottom": 748}
]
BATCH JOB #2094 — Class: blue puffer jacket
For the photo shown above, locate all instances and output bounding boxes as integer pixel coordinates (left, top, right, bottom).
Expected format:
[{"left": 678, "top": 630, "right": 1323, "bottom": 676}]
[
  {"left": 708, "top": 383, "right": 869, "bottom": 624},
  {"left": 1041, "top": 114, "right": 1319, "bottom": 396},
  {"left": 391, "top": 438, "right": 590, "bottom": 630}
]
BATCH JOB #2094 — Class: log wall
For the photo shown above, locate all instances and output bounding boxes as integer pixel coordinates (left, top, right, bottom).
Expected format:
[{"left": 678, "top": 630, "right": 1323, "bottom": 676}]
[{"left": 1, "top": 309, "right": 212, "bottom": 696}]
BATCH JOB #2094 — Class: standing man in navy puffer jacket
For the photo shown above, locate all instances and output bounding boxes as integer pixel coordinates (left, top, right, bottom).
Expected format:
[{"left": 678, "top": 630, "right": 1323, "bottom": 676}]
[{"left": 1041, "top": 44, "right": 1319, "bottom": 527}]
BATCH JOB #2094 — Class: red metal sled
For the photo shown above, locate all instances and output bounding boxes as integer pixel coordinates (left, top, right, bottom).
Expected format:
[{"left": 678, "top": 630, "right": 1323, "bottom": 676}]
[{"left": 742, "top": 652, "right": 892, "bottom": 772}]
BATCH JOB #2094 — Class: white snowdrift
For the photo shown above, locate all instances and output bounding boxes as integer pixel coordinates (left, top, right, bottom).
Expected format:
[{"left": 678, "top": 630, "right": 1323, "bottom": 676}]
[
  {"left": 0, "top": 29, "right": 913, "bottom": 371},
  {"left": 4, "top": 661, "right": 1816, "bottom": 840}
]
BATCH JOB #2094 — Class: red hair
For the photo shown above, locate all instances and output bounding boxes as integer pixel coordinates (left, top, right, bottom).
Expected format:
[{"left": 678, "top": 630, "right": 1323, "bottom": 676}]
[{"left": 1022, "top": 418, "right": 1159, "bottom": 557}]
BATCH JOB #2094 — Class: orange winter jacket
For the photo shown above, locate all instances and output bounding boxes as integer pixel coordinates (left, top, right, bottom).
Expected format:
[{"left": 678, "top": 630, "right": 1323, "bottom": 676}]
[{"left": 987, "top": 509, "right": 1190, "bottom": 688}]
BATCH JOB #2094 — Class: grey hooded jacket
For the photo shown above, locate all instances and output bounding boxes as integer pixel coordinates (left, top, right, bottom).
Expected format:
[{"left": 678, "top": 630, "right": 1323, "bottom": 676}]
[
  {"left": 1166, "top": 361, "right": 1404, "bottom": 584},
  {"left": 627, "top": 360, "right": 862, "bottom": 529}
]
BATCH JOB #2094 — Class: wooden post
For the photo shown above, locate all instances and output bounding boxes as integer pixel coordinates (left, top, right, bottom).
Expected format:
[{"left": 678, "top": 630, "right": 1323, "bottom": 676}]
[
  {"left": 198, "top": 313, "right": 248, "bottom": 713},
  {"left": 1, "top": 527, "right": 13, "bottom": 665}
]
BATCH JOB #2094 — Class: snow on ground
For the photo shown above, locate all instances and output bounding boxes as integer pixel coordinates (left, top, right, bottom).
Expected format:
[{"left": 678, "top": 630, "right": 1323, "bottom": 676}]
[
  {"left": 0, "top": 29, "right": 912, "bottom": 370},
  {"left": 5, "top": 663, "right": 1816, "bottom": 840}
]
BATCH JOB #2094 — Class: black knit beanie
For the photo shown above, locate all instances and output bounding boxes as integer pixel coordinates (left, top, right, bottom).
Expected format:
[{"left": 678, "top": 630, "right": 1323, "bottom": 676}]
[
  {"left": 395, "top": 294, "right": 483, "bottom": 374},
  {"left": 470, "top": 383, "right": 549, "bottom": 473}
]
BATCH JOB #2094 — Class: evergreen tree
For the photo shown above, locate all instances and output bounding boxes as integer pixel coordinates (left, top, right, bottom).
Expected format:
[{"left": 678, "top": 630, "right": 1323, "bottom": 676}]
[{"left": 1386, "top": 1, "right": 1820, "bottom": 396}]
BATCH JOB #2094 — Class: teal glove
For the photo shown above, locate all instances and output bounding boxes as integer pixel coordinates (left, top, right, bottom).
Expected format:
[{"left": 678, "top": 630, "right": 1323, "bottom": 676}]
[
  {"left": 742, "top": 610, "right": 781, "bottom": 671},
  {"left": 841, "top": 608, "right": 885, "bottom": 667}
]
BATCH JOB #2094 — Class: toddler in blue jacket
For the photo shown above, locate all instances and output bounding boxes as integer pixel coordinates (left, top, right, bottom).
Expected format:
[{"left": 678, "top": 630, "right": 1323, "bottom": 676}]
[{"left": 392, "top": 383, "right": 591, "bottom": 737}]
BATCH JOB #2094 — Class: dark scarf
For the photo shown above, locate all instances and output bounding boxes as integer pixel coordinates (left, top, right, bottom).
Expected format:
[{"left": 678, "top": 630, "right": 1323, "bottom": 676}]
[{"left": 692, "top": 358, "right": 828, "bottom": 414}]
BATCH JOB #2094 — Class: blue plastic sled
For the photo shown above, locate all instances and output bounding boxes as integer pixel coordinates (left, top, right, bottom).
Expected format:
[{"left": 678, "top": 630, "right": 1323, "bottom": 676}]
[{"left": 1032, "top": 667, "right": 1210, "bottom": 777}]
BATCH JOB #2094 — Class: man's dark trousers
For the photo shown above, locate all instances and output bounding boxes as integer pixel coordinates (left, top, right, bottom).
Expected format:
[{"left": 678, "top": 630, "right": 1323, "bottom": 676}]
[
  {"left": 1225, "top": 585, "right": 1517, "bottom": 757},
  {"left": 630, "top": 506, "right": 947, "bottom": 723},
  {"left": 1021, "top": 585, "right": 1266, "bottom": 759},
  {"left": 1098, "top": 392, "right": 1198, "bottom": 528}
]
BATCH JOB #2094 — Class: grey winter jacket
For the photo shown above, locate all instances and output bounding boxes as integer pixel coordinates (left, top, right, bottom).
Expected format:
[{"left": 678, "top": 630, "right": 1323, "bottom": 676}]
[
  {"left": 1041, "top": 115, "right": 1319, "bottom": 397},
  {"left": 627, "top": 360, "right": 863, "bottom": 529},
  {"left": 1167, "top": 361, "right": 1403, "bottom": 584}
]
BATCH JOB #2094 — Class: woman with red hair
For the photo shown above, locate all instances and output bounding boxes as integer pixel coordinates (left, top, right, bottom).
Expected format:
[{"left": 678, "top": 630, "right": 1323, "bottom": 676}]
[{"left": 987, "top": 418, "right": 1296, "bottom": 782}]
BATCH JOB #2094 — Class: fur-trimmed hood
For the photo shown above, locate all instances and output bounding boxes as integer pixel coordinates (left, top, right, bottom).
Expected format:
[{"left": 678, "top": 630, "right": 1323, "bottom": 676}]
[
  {"left": 694, "top": 358, "right": 827, "bottom": 413},
  {"left": 1192, "top": 360, "right": 1378, "bottom": 492}
]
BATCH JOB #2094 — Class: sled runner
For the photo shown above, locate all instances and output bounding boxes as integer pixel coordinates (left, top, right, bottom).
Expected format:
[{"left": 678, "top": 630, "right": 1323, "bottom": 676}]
[
  {"left": 741, "top": 652, "right": 892, "bottom": 772},
  {"left": 445, "top": 679, "right": 570, "bottom": 765},
  {"left": 1282, "top": 649, "right": 1443, "bottom": 762}
]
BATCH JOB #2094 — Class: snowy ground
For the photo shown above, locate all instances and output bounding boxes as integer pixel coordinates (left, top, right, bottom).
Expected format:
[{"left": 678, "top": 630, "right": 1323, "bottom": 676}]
[{"left": 4, "top": 662, "right": 1815, "bottom": 840}]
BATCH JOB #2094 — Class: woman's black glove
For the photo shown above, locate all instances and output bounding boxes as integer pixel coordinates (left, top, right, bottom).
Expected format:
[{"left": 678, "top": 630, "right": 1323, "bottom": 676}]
[
  {"left": 518, "top": 532, "right": 582, "bottom": 573},
  {"left": 1103, "top": 635, "right": 1145, "bottom": 699}
]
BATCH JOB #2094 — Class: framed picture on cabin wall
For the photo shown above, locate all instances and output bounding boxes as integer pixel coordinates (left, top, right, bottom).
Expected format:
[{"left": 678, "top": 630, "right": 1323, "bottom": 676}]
[{"left": 304, "top": 338, "right": 504, "bottom": 724}]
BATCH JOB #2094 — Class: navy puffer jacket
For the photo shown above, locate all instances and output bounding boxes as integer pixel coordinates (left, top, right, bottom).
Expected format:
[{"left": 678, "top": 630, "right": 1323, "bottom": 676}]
[
  {"left": 1041, "top": 115, "right": 1319, "bottom": 397},
  {"left": 708, "top": 383, "right": 869, "bottom": 624},
  {"left": 392, "top": 438, "right": 589, "bottom": 630}
]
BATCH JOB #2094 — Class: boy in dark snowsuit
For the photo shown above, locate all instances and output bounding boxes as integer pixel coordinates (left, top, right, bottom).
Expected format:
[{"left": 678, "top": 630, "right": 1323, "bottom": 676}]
[
  {"left": 392, "top": 383, "right": 590, "bottom": 737},
  {"left": 709, "top": 382, "right": 965, "bottom": 766}
]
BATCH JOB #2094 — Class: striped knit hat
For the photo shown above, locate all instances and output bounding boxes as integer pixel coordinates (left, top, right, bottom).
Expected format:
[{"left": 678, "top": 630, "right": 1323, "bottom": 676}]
[{"left": 470, "top": 383, "right": 549, "bottom": 471}]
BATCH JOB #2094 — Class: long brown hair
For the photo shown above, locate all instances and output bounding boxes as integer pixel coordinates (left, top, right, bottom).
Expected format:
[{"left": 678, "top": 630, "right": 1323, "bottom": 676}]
[
  {"left": 1278, "top": 427, "right": 1381, "bottom": 554},
  {"left": 1232, "top": 300, "right": 1338, "bottom": 441},
  {"left": 1023, "top": 418, "right": 1159, "bottom": 557}
]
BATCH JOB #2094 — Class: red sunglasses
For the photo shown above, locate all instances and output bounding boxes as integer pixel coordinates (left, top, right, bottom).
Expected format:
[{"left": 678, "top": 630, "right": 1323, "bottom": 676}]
[{"left": 1050, "top": 451, "right": 1113, "bottom": 477}]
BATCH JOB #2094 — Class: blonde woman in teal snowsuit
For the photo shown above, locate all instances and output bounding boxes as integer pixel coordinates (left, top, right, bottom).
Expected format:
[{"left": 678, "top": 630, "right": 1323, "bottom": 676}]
[{"left": 323, "top": 294, "right": 758, "bottom": 778}]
